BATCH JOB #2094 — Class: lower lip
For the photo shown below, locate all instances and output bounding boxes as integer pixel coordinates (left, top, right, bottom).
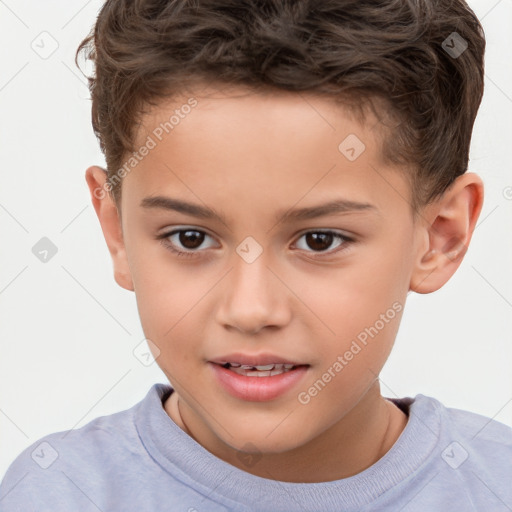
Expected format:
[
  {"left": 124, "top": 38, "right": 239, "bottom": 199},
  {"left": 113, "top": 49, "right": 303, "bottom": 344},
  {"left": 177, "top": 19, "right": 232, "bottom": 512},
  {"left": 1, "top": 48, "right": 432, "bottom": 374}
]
[{"left": 208, "top": 363, "right": 309, "bottom": 402}]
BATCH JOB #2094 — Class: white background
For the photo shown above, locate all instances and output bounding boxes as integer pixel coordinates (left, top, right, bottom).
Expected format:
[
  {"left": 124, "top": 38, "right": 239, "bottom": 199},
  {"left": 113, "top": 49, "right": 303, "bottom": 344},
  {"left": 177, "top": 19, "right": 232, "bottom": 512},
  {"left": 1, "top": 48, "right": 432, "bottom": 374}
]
[{"left": 1, "top": 0, "right": 511, "bottom": 480}]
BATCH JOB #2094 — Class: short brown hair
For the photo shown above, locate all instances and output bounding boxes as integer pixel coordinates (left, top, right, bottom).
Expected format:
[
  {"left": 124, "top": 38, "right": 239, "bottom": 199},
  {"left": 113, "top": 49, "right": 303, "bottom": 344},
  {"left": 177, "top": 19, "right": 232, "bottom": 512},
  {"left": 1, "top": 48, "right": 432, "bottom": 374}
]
[{"left": 76, "top": 0, "right": 486, "bottom": 211}]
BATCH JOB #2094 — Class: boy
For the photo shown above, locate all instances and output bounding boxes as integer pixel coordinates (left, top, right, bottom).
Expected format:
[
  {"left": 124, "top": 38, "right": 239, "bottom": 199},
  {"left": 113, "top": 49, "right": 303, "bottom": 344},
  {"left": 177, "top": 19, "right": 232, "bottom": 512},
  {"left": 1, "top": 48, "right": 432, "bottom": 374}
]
[{"left": 1, "top": 0, "right": 511, "bottom": 510}]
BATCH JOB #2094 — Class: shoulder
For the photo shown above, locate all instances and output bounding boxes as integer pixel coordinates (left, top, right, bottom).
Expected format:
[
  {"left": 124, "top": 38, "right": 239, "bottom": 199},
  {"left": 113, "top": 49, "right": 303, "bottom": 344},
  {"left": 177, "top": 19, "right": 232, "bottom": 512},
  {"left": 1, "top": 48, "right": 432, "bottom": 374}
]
[
  {"left": 439, "top": 397, "right": 512, "bottom": 469},
  {"left": 410, "top": 394, "right": 512, "bottom": 507},
  {"left": 424, "top": 394, "right": 512, "bottom": 450},
  {"left": 0, "top": 397, "right": 145, "bottom": 511},
  {"left": 399, "top": 393, "right": 512, "bottom": 446}
]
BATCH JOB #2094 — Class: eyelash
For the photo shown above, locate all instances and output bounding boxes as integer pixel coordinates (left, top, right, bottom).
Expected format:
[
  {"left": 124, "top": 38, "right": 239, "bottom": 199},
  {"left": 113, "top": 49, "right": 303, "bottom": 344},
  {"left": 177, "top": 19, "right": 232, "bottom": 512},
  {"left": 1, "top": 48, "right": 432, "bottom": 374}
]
[{"left": 156, "top": 228, "right": 355, "bottom": 260}]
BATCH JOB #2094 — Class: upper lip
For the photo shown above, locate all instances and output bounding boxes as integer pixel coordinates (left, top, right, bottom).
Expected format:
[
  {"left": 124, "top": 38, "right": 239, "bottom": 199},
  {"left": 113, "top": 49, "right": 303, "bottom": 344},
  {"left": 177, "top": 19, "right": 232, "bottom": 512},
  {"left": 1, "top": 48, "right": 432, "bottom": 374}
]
[{"left": 209, "top": 352, "right": 308, "bottom": 366}]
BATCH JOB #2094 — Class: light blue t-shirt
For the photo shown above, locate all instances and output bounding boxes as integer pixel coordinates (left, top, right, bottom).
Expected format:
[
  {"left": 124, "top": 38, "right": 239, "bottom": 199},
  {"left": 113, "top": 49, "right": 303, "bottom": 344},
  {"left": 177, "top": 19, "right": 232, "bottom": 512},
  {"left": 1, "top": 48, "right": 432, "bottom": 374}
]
[{"left": 1, "top": 383, "right": 511, "bottom": 511}]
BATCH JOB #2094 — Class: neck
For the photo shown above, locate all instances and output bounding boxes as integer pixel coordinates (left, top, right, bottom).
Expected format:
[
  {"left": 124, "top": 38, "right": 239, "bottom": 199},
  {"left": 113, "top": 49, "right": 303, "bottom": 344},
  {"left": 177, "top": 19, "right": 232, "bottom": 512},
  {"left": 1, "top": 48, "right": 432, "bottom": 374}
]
[{"left": 164, "top": 380, "right": 408, "bottom": 483}]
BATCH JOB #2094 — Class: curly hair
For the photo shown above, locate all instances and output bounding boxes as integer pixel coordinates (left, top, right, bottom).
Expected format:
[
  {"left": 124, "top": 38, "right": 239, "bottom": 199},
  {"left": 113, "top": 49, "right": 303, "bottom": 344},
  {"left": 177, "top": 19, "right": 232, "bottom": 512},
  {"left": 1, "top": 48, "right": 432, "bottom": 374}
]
[{"left": 76, "top": 0, "right": 486, "bottom": 211}]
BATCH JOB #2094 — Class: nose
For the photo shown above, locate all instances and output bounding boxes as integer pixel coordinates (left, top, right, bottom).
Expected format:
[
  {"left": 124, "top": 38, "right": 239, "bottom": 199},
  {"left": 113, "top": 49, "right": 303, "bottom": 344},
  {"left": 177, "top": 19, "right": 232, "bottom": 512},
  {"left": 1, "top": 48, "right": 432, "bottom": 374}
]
[{"left": 215, "top": 253, "right": 291, "bottom": 335}]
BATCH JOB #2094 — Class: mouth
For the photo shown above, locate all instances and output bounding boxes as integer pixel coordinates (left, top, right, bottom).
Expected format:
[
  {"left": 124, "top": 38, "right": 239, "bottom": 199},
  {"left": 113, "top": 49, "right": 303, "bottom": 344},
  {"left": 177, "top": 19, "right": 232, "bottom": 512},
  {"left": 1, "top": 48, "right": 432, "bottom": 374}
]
[{"left": 208, "top": 358, "right": 310, "bottom": 401}]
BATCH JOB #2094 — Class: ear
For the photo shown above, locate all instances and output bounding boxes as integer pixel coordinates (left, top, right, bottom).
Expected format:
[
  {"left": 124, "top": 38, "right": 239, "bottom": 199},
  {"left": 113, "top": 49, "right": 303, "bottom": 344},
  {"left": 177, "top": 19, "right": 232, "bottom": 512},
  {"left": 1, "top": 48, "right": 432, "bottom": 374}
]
[
  {"left": 410, "top": 172, "right": 484, "bottom": 294},
  {"left": 85, "top": 166, "right": 134, "bottom": 292}
]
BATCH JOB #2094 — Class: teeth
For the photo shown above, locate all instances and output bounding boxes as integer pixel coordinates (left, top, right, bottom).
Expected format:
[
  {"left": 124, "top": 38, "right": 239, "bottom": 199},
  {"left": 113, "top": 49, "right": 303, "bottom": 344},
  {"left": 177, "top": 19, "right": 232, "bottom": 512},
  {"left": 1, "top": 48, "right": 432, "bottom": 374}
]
[
  {"left": 240, "top": 364, "right": 277, "bottom": 371},
  {"left": 218, "top": 361, "right": 301, "bottom": 377},
  {"left": 228, "top": 363, "right": 294, "bottom": 370},
  {"left": 253, "top": 364, "right": 275, "bottom": 371},
  {"left": 246, "top": 370, "right": 272, "bottom": 377},
  {"left": 226, "top": 363, "right": 297, "bottom": 377}
]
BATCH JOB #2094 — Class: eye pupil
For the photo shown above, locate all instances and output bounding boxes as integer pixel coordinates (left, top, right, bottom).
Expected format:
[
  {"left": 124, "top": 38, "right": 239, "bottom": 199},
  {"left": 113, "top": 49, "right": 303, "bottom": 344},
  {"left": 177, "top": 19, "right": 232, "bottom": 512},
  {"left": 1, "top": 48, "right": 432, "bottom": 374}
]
[
  {"left": 179, "top": 230, "right": 204, "bottom": 249},
  {"left": 306, "top": 232, "right": 333, "bottom": 251}
]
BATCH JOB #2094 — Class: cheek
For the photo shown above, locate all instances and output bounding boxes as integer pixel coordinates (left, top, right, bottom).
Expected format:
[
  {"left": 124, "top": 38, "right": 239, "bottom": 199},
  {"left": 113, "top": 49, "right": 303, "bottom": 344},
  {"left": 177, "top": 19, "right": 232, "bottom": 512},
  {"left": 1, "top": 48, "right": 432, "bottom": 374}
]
[
  {"left": 294, "top": 247, "right": 407, "bottom": 365},
  {"left": 134, "top": 284, "right": 202, "bottom": 380},
  {"left": 129, "top": 249, "right": 189, "bottom": 340},
  {"left": 340, "top": 229, "right": 412, "bottom": 308},
  {"left": 135, "top": 279, "right": 200, "bottom": 341}
]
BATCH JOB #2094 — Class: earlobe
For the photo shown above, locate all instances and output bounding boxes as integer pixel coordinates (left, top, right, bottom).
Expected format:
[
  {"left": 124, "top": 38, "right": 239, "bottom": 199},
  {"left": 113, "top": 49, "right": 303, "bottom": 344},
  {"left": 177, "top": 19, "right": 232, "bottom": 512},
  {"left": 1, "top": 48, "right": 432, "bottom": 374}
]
[
  {"left": 410, "top": 172, "right": 484, "bottom": 294},
  {"left": 85, "top": 166, "right": 134, "bottom": 292}
]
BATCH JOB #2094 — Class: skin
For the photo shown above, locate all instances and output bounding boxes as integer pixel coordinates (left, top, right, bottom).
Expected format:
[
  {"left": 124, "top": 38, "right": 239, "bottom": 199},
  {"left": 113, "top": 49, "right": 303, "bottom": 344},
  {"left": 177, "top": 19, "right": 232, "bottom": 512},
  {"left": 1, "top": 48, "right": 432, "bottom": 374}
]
[{"left": 85, "top": 85, "right": 483, "bottom": 483}]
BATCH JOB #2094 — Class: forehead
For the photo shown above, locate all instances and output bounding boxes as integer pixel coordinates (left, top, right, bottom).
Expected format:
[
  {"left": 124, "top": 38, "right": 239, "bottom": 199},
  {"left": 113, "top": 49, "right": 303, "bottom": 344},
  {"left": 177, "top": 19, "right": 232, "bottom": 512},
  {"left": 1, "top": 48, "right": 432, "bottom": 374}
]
[
  {"left": 137, "top": 84, "right": 382, "bottom": 144},
  {"left": 125, "top": 85, "right": 410, "bottom": 220}
]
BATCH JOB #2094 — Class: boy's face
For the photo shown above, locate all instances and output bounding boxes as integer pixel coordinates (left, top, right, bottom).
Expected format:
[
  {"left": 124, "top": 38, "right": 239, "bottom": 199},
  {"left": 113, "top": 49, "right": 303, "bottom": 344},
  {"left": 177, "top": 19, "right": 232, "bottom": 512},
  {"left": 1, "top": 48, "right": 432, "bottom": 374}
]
[
  {"left": 116, "top": 86, "right": 419, "bottom": 453},
  {"left": 88, "top": 85, "right": 480, "bottom": 462}
]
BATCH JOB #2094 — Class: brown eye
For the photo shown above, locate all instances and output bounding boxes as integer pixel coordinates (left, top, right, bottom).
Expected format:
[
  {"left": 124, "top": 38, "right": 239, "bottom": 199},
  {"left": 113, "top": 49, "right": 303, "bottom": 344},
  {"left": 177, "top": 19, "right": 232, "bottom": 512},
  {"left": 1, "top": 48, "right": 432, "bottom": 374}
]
[
  {"left": 177, "top": 230, "right": 205, "bottom": 249},
  {"left": 304, "top": 232, "right": 334, "bottom": 252},
  {"left": 295, "top": 230, "right": 351, "bottom": 253},
  {"left": 157, "top": 228, "right": 217, "bottom": 259}
]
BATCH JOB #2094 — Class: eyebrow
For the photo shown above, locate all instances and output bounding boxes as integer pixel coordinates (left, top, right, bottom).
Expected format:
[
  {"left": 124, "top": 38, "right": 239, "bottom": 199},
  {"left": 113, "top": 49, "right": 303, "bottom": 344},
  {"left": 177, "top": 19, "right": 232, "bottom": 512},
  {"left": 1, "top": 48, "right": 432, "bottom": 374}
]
[{"left": 140, "top": 196, "right": 377, "bottom": 224}]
